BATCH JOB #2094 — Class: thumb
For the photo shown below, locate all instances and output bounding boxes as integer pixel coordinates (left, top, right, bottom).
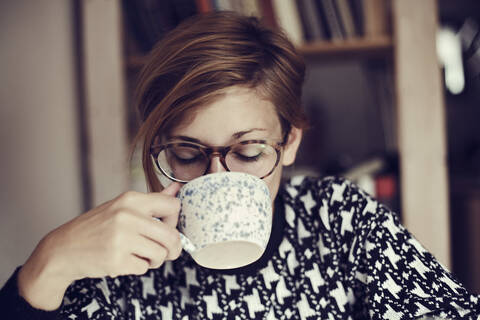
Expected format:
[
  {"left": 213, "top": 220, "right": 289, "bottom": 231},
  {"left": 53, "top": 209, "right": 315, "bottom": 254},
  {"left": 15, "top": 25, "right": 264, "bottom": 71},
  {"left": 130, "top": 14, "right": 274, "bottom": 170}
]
[{"left": 160, "top": 182, "right": 182, "bottom": 197}]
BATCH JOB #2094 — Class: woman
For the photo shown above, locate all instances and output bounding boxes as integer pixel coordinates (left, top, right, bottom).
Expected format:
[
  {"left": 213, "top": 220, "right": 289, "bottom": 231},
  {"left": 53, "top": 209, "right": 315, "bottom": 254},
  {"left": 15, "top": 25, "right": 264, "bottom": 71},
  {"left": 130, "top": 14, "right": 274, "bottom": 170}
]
[{"left": 1, "top": 11, "right": 479, "bottom": 320}]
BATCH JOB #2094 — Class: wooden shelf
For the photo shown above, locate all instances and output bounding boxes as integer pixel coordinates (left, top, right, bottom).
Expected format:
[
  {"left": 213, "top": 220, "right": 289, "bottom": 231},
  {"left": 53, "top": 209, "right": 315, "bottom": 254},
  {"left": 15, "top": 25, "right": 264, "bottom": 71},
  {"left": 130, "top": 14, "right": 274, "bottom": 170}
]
[
  {"left": 298, "top": 36, "right": 393, "bottom": 60},
  {"left": 126, "top": 36, "right": 393, "bottom": 70}
]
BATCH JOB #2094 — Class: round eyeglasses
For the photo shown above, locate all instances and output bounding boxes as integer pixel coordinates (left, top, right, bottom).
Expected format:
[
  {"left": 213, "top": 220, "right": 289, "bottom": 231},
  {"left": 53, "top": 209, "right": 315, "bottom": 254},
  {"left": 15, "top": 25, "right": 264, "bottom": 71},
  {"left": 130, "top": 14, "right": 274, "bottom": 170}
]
[{"left": 150, "top": 139, "right": 285, "bottom": 183}]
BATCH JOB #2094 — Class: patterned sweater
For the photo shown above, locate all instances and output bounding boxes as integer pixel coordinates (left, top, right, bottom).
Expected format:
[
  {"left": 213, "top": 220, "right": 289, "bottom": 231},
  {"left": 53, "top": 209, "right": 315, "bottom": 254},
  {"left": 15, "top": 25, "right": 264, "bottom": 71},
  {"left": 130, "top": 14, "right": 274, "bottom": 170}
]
[{"left": 2, "top": 176, "right": 480, "bottom": 319}]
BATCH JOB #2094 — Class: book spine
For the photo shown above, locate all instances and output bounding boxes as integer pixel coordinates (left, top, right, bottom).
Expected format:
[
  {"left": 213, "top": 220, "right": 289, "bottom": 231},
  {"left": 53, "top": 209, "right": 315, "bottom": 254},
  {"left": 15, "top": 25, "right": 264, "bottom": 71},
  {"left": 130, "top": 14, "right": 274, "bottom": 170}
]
[
  {"left": 363, "top": 0, "right": 388, "bottom": 38},
  {"left": 172, "top": 0, "right": 198, "bottom": 21},
  {"left": 320, "top": 0, "right": 345, "bottom": 41},
  {"left": 348, "top": 0, "right": 364, "bottom": 37},
  {"left": 336, "top": 0, "right": 356, "bottom": 38},
  {"left": 258, "top": 0, "right": 278, "bottom": 29},
  {"left": 123, "top": 0, "right": 179, "bottom": 53},
  {"left": 211, "top": 0, "right": 223, "bottom": 11},
  {"left": 271, "top": 0, "right": 305, "bottom": 45},
  {"left": 297, "top": 0, "right": 327, "bottom": 41},
  {"left": 316, "top": 0, "right": 332, "bottom": 40},
  {"left": 229, "top": 0, "right": 245, "bottom": 14},
  {"left": 242, "top": 0, "right": 262, "bottom": 17},
  {"left": 195, "top": 0, "right": 213, "bottom": 13}
]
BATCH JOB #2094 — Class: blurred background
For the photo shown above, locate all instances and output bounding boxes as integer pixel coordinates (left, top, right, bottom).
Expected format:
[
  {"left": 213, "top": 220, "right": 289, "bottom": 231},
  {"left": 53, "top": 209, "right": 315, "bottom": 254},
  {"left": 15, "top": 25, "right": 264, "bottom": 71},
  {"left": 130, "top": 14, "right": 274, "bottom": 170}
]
[{"left": 1, "top": 0, "right": 479, "bottom": 294}]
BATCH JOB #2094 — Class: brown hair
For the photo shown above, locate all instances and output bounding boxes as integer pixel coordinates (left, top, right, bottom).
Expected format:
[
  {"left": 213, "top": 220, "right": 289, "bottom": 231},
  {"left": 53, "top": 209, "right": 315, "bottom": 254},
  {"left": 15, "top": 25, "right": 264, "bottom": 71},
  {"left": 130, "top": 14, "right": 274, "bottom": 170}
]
[{"left": 132, "top": 11, "right": 308, "bottom": 191}]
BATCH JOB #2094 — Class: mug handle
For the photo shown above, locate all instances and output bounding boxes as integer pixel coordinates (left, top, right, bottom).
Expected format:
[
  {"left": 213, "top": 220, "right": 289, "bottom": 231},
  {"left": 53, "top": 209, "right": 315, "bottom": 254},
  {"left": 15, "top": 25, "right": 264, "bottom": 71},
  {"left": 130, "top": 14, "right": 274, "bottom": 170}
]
[
  {"left": 154, "top": 217, "right": 196, "bottom": 253},
  {"left": 179, "top": 233, "right": 197, "bottom": 253}
]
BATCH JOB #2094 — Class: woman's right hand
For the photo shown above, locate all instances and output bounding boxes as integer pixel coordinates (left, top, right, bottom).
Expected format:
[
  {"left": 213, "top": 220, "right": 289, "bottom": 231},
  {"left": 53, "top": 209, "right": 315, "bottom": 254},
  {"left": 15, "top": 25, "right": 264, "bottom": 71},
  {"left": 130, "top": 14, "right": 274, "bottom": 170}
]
[{"left": 17, "top": 182, "right": 183, "bottom": 311}]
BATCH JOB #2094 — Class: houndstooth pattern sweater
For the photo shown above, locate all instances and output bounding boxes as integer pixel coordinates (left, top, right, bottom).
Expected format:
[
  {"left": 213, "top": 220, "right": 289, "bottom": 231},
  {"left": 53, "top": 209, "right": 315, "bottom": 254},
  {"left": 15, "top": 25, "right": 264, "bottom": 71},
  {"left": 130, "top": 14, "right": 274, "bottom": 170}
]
[{"left": 2, "top": 176, "right": 480, "bottom": 319}]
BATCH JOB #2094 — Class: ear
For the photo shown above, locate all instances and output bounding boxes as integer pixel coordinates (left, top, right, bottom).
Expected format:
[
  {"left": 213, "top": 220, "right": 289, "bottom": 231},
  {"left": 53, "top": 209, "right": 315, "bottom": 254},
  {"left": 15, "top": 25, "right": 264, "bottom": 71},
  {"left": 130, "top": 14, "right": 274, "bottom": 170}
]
[{"left": 282, "top": 127, "right": 303, "bottom": 166}]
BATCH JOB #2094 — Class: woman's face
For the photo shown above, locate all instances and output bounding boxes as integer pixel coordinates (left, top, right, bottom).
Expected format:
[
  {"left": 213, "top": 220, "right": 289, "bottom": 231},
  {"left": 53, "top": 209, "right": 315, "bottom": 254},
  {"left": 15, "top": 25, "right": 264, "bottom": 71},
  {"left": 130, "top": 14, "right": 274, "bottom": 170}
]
[{"left": 167, "top": 86, "right": 302, "bottom": 202}]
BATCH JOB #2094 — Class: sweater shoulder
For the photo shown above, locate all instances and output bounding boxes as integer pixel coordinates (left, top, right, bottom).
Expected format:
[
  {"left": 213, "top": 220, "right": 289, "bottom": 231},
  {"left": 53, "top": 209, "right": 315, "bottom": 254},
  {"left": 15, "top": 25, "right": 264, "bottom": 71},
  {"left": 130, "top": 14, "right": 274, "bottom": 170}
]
[{"left": 282, "top": 175, "right": 392, "bottom": 235}]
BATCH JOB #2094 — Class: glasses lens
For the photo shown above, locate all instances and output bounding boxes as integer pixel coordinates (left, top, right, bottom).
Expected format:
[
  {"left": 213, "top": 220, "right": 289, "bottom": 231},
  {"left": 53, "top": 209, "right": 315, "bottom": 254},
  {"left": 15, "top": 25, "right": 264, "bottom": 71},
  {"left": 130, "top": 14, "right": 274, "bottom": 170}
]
[
  {"left": 226, "top": 143, "right": 278, "bottom": 178},
  {"left": 157, "top": 145, "right": 208, "bottom": 181}
]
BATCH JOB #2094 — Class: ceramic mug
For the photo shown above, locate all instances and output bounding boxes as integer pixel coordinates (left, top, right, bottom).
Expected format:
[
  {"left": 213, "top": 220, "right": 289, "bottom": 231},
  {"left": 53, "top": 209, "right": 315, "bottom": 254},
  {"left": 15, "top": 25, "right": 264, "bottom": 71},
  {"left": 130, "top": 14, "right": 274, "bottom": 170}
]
[{"left": 177, "top": 172, "right": 272, "bottom": 269}]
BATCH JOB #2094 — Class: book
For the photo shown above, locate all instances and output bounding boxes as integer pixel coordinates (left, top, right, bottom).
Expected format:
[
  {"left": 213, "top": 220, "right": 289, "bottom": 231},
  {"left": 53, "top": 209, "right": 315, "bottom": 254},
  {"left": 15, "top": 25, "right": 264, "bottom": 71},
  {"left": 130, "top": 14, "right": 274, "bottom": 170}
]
[
  {"left": 173, "top": 0, "right": 198, "bottom": 21},
  {"left": 319, "top": 0, "right": 345, "bottom": 41},
  {"left": 336, "top": 0, "right": 356, "bottom": 38},
  {"left": 213, "top": 0, "right": 234, "bottom": 11},
  {"left": 228, "top": 0, "right": 245, "bottom": 14},
  {"left": 271, "top": 0, "right": 305, "bottom": 45},
  {"left": 195, "top": 0, "right": 213, "bottom": 13},
  {"left": 242, "top": 0, "right": 262, "bottom": 17},
  {"left": 363, "top": 0, "right": 388, "bottom": 38},
  {"left": 123, "top": 0, "right": 182, "bottom": 53},
  {"left": 315, "top": 0, "right": 333, "bottom": 40},
  {"left": 296, "top": 0, "right": 327, "bottom": 42},
  {"left": 215, "top": 0, "right": 261, "bottom": 17},
  {"left": 258, "top": 0, "right": 278, "bottom": 29},
  {"left": 348, "top": 0, "right": 364, "bottom": 37}
]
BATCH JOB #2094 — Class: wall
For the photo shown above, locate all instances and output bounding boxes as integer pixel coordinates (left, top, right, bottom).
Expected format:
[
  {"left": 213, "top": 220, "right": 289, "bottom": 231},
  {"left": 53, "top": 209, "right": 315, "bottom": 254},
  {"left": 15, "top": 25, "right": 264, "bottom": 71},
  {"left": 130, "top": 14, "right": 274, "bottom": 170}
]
[
  {"left": 297, "top": 60, "right": 388, "bottom": 174},
  {"left": 0, "top": 1, "right": 83, "bottom": 285}
]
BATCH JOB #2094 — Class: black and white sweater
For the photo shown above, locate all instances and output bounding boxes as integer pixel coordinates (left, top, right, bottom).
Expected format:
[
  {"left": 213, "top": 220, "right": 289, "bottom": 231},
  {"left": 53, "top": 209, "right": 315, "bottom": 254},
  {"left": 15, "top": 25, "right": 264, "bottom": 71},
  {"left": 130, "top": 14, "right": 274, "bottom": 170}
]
[{"left": 2, "top": 176, "right": 480, "bottom": 319}]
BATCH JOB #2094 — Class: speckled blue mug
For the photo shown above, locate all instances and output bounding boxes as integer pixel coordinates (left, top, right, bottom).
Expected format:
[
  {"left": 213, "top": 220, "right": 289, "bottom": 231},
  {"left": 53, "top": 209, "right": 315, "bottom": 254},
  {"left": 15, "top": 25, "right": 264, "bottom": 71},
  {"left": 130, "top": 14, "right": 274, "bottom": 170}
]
[{"left": 178, "top": 172, "right": 272, "bottom": 269}]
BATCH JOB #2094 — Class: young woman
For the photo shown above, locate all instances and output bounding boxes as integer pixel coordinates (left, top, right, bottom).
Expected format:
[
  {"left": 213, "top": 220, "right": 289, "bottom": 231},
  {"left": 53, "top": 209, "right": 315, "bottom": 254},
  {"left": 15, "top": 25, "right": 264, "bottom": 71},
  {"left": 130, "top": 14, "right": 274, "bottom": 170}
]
[{"left": 1, "top": 11, "right": 479, "bottom": 320}]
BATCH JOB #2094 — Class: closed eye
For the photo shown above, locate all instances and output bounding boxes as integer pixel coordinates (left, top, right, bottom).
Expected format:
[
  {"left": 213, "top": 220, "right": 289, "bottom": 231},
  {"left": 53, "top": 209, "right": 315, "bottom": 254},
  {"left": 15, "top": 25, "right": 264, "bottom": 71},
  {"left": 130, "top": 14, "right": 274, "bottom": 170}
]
[
  {"left": 232, "top": 152, "right": 262, "bottom": 162},
  {"left": 173, "top": 153, "right": 203, "bottom": 164}
]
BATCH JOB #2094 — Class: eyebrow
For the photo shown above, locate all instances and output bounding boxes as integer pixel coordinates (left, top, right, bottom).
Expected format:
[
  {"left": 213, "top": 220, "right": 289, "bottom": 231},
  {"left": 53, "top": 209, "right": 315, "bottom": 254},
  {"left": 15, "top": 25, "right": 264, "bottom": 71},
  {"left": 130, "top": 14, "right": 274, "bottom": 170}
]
[
  {"left": 169, "top": 128, "right": 267, "bottom": 144},
  {"left": 232, "top": 128, "right": 267, "bottom": 139}
]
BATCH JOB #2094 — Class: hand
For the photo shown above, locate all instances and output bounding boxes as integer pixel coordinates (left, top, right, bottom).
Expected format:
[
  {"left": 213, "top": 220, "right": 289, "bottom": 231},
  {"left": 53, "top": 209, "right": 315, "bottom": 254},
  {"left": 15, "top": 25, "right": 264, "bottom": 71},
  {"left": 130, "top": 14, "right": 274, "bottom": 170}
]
[{"left": 17, "top": 182, "right": 182, "bottom": 310}]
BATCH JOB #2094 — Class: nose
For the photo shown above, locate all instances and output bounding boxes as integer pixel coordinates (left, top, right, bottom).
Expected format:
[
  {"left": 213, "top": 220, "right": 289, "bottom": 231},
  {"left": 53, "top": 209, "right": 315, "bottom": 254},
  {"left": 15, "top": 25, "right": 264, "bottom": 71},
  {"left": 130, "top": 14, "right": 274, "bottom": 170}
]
[{"left": 207, "top": 154, "right": 227, "bottom": 174}]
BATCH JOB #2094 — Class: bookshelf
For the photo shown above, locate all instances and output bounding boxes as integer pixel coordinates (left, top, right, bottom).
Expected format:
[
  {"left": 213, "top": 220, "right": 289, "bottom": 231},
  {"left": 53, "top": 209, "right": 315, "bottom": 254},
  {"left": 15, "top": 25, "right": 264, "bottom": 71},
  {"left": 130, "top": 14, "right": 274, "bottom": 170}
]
[
  {"left": 298, "top": 36, "right": 393, "bottom": 59},
  {"left": 126, "top": 37, "right": 393, "bottom": 70},
  {"left": 79, "top": 0, "right": 451, "bottom": 268}
]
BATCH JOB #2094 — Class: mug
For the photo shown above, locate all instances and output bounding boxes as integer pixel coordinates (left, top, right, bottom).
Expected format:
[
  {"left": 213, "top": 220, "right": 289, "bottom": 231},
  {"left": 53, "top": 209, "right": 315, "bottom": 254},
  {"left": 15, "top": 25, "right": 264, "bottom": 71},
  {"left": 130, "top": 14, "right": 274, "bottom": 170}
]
[{"left": 177, "top": 172, "right": 272, "bottom": 269}]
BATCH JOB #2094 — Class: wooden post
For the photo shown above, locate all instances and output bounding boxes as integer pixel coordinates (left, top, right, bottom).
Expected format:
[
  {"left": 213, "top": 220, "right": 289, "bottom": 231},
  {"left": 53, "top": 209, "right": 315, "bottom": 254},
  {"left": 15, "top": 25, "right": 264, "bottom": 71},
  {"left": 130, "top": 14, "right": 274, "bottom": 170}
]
[
  {"left": 81, "top": 0, "right": 129, "bottom": 206},
  {"left": 393, "top": 0, "right": 451, "bottom": 267}
]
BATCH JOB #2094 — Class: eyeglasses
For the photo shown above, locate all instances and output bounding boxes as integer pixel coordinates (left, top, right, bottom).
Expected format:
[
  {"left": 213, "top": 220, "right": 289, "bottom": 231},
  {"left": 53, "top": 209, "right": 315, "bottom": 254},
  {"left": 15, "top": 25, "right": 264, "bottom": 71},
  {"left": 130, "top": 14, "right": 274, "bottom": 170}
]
[{"left": 150, "top": 139, "right": 286, "bottom": 183}]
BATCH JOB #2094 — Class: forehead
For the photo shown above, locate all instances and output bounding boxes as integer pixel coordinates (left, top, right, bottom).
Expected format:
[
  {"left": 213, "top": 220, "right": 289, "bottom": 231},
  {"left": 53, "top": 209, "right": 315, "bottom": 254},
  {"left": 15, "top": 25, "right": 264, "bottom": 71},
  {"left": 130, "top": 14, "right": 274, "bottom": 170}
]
[{"left": 170, "top": 86, "right": 282, "bottom": 145}]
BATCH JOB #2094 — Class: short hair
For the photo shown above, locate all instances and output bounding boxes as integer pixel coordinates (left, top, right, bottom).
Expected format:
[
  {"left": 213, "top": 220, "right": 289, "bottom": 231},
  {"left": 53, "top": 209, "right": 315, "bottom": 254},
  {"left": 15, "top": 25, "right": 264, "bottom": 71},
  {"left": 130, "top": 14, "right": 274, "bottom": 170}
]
[{"left": 133, "top": 11, "right": 308, "bottom": 191}]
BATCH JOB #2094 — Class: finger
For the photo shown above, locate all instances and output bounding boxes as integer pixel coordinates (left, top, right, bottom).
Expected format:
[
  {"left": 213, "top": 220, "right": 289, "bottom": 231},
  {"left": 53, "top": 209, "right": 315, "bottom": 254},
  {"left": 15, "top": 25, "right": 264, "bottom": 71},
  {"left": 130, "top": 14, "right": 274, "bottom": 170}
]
[
  {"left": 107, "top": 208, "right": 181, "bottom": 259},
  {"left": 160, "top": 182, "right": 182, "bottom": 197},
  {"left": 114, "top": 191, "right": 181, "bottom": 225},
  {"left": 132, "top": 236, "right": 168, "bottom": 269},
  {"left": 127, "top": 254, "right": 150, "bottom": 275},
  {"left": 134, "top": 216, "right": 182, "bottom": 260},
  {"left": 157, "top": 182, "right": 182, "bottom": 226},
  {"left": 110, "top": 254, "right": 149, "bottom": 277},
  {"left": 158, "top": 202, "right": 180, "bottom": 229}
]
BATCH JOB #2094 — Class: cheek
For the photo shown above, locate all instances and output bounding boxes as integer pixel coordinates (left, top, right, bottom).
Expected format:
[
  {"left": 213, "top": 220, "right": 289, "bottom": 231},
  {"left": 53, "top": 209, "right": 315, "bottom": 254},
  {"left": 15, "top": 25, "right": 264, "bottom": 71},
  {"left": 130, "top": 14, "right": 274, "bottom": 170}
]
[{"left": 263, "top": 165, "right": 283, "bottom": 203}]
